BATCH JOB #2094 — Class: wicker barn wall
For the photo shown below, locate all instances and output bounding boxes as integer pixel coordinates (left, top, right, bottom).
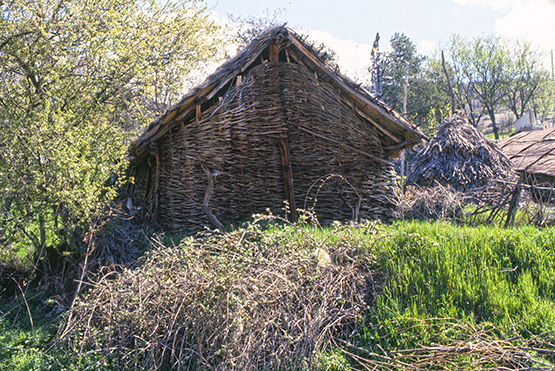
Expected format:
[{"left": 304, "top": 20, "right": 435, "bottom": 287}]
[
  {"left": 136, "top": 61, "right": 398, "bottom": 232},
  {"left": 278, "top": 63, "right": 397, "bottom": 223}
]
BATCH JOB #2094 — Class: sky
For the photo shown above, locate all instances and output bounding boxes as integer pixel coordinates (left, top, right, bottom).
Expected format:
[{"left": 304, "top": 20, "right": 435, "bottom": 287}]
[{"left": 205, "top": 0, "right": 555, "bottom": 82}]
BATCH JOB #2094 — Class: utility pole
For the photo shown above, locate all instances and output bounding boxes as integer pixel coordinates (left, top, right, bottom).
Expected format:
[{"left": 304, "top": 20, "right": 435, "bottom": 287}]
[
  {"left": 401, "top": 60, "right": 410, "bottom": 183},
  {"left": 403, "top": 60, "right": 409, "bottom": 115},
  {"left": 370, "top": 33, "right": 382, "bottom": 96},
  {"left": 551, "top": 49, "right": 554, "bottom": 79}
]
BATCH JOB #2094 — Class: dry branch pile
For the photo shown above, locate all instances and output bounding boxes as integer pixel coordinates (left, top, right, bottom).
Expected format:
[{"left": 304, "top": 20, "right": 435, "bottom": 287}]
[
  {"left": 395, "top": 184, "right": 469, "bottom": 221},
  {"left": 406, "top": 111, "right": 516, "bottom": 191},
  {"left": 341, "top": 320, "right": 555, "bottom": 370},
  {"left": 60, "top": 219, "right": 380, "bottom": 370}
]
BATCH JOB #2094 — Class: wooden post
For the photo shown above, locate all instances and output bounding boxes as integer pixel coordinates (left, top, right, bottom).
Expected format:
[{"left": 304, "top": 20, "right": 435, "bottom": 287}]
[
  {"left": 153, "top": 152, "right": 160, "bottom": 222},
  {"left": 441, "top": 50, "right": 456, "bottom": 115},
  {"left": 195, "top": 103, "right": 202, "bottom": 121},
  {"left": 269, "top": 41, "right": 280, "bottom": 62},
  {"left": 278, "top": 136, "right": 297, "bottom": 222},
  {"left": 201, "top": 165, "right": 224, "bottom": 231},
  {"left": 504, "top": 174, "right": 523, "bottom": 228},
  {"left": 269, "top": 29, "right": 296, "bottom": 221}
]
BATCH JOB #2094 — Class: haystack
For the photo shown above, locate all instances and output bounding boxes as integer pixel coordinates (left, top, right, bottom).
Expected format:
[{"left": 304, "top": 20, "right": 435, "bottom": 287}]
[
  {"left": 406, "top": 111, "right": 516, "bottom": 191},
  {"left": 128, "top": 26, "right": 425, "bottom": 232}
]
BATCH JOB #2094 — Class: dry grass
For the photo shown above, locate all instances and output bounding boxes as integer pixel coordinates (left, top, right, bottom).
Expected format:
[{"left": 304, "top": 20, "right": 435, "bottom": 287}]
[
  {"left": 396, "top": 180, "right": 555, "bottom": 227},
  {"left": 59, "top": 216, "right": 380, "bottom": 370},
  {"left": 395, "top": 184, "right": 469, "bottom": 221},
  {"left": 340, "top": 320, "right": 555, "bottom": 370}
]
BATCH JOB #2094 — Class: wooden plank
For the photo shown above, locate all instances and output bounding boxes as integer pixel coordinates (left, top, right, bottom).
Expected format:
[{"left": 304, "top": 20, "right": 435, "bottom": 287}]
[
  {"left": 385, "top": 137, "right": 423, "bottom": 151},
  {"left": 529, "top": 155, "right": 555, "bottom": 176},
  {"left": 354, "top": 107, "right": 401, "bottom": 143},
  {"left": 196, "top": 104, "right": 202, "bottom": 121},
  {"left": 278, "top": 136, "right": 297, "bottom": 222}
]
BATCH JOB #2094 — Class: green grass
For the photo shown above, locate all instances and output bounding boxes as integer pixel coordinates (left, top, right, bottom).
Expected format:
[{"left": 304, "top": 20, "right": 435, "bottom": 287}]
[
  {"left": 1, "top": 218, "right": 554, "bottom": 369},
  {"left": 485, "top": 126, "right": 515, "bottom": 140},
  {"left": 0, "top": 290, "right": 119, "bottom": 370},
  {"left": 363, "top": 221, "right": 555, "bottom": 349}
]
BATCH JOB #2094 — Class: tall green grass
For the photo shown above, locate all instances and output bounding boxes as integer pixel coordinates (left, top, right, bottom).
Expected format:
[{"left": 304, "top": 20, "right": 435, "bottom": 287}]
[{"left": 364, "top": 221, "right": 555, "bottom": 350}]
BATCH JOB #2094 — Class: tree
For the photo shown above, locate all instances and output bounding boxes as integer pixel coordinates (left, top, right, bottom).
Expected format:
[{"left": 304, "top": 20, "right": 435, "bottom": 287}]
[
  {"left": 0, "top": 0, "right": 222, "bottom": 272},
  {"left": 447, "top": 34, "right": 509, "bottom": 139},
  {"left": 446, "top": 35, "right": 484, "bottom": 127},
  {"left": 381, "top": 33, "right": 423, "bottom": 112},
  {"left": 379, "top": 33, "right": 450, "bottom": 134},
  {"left": 230, "top": 11, "right": 336, "bottom": 63},
  {"left": 505, "top": 40, "right": 551, "bottom": 119},
  {"left": 532, "top": 74, "right": 555, "bottom": 120},
  {"left": 230, "top": 9, "right": 286, "bottom": 50}
]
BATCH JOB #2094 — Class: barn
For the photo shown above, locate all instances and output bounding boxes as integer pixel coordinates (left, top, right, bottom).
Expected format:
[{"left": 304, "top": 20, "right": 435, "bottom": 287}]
[{"left": 128, "top": 26, "right": 425, "bottom": 232}]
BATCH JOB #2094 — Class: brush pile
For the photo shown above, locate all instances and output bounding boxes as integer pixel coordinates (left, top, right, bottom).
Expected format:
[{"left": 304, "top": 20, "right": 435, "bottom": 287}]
[
  {"left": 59, "top": 218, "right": 380, "bottom": 370},
  {"left": 342, "top": 319, "right": 555, "bottom": 370},
  {"left": 395, "top": 183, "right": 469, "bottom": 221},
  {"left": 406, "top": 111, "right": 516, "bottom": 191}
]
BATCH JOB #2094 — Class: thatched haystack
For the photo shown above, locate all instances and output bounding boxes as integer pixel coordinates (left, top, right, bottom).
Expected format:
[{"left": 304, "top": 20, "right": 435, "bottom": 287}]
[
  {"left": 406, "top": 111, "right": 516, "bottom": 191},
  {"left": 128, "top": 26, "right": 425, "bottom": 232}
]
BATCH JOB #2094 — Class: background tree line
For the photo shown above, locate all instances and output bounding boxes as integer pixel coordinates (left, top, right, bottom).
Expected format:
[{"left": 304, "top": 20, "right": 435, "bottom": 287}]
[{"left": 377, "top": 32, "right": 555, "bottom": 139}]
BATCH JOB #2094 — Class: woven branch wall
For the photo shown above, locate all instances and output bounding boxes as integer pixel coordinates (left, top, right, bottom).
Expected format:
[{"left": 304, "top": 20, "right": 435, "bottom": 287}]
[{"left": 133, "top": 62, "right": 398, "bottom": 232}]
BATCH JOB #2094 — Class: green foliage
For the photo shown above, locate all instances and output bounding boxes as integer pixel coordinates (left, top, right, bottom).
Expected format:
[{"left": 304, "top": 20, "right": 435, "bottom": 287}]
[
  {"left": 0, "top": 290, "right": 119, "bottom": 370},
  {"left": 380, "top": 33, "right": 451, "bottom": 133},
  {"left": 312, "top": 348, "right": 351, "bottom": 371},
  {"left": 365, "top": 221, "right": 555, "bottom": 352},
  {"left": 505, "top": 39, "right": 551, "bottom": 119},
  {"left": 0, "top": 0, "right": 222, "bottom": 268}
]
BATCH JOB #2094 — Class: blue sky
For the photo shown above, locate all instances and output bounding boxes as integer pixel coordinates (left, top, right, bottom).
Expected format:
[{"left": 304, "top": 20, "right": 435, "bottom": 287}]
[{"left": 206, "top": 0, "right": 555, "bottom": 81}]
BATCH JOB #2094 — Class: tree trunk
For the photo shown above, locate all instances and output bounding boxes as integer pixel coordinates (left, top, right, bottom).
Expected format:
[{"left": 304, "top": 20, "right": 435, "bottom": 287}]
[
  {"left": 36, "top": 213, "right": 51, "bottom": 275},
  {"left": 441, "top": 50, "right": 456, "bottom": 114},
  {"left": 487, "top": 108, "right": 499, "bottom": 140}
]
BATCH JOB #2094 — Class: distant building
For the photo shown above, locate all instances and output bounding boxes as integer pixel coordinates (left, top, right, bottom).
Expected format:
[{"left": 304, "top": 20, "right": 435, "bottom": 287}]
[{"left": 514, "top": 110, "right": 541, "bottom": 133}]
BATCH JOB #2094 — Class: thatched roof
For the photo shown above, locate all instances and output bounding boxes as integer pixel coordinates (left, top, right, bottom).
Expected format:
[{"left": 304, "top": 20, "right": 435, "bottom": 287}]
[
  {"left": 498, "top": 127, "right": 555, "bottom": 178},
  {"left": 406, "top": 111, "right": 516, "bottom": 190},
  {"left": 129, "top": 26, "right": 425, "bottom": 159}
]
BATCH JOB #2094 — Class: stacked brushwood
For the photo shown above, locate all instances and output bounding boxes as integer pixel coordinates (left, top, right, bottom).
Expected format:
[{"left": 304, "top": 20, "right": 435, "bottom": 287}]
[
  {"left": 60, "top": 220, "right": 380, "bottom": 370},
  {"left": 405, "top": 111, "right": 516, "bottom": 191}
]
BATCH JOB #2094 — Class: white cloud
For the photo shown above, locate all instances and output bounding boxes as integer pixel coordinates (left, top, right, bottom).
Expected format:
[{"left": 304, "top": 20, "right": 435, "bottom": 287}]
[
  {"left": 304, "top": 29, "right": 373, "bottom": 82},
  {"left": 495, "top": 0, "right": 555, "bottom": 55},
  {"left": 452, "top": 0, "right": 523, "bottom": 10},
  {"left": 417, "top": 39, "right": 439, "bottom": 56}
]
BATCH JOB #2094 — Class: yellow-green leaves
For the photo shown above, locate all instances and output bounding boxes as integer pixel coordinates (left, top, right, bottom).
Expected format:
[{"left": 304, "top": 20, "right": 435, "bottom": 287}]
[{"left": 0, "top": 0, "right": 223, "bottom": 261}]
